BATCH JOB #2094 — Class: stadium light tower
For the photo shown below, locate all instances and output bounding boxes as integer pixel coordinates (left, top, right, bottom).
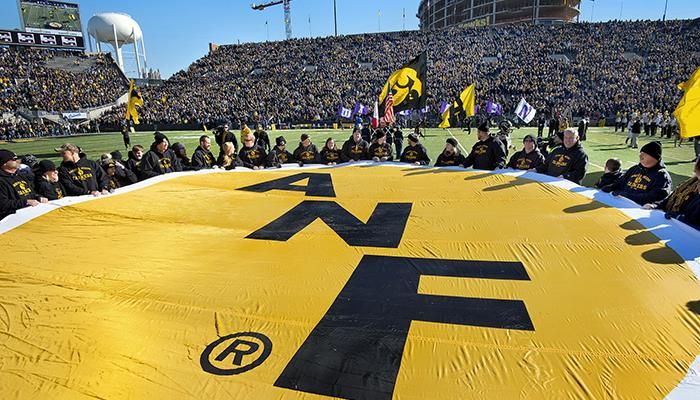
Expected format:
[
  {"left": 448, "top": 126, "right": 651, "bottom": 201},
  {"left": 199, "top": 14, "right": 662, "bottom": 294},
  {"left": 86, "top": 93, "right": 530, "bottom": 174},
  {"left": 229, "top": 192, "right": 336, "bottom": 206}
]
[{"left": 251, "top": 0, "right": 292, "bottom": 40}]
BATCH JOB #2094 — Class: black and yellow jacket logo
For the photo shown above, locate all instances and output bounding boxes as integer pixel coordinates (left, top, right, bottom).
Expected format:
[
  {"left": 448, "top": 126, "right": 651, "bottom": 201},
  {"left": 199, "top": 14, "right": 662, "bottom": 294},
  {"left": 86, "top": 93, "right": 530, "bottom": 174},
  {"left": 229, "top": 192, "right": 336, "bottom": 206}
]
[
  {"left": 70, "top": 167, "right": 94, "bottom": 182},
  {"left": 13, "top": 180, "right": 32, "bottom": 197},
  {"left": 551, "top": 155, "right": 571, "bottom": 168}
]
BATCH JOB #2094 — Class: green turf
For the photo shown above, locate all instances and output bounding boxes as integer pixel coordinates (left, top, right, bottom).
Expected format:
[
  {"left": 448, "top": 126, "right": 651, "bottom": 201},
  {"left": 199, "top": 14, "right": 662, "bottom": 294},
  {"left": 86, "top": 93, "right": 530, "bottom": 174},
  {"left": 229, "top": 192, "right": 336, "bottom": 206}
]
[{"left": 1, "top": 127, "right": 697, "bottom": 188}]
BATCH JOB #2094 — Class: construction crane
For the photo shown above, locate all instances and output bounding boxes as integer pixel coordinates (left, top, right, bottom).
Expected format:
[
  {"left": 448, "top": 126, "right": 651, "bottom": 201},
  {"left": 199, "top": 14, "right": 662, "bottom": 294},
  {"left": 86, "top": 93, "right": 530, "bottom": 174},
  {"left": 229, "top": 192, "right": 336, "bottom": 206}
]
[{"left": 251, "top": 0, "right": 292, "bottom": 40}]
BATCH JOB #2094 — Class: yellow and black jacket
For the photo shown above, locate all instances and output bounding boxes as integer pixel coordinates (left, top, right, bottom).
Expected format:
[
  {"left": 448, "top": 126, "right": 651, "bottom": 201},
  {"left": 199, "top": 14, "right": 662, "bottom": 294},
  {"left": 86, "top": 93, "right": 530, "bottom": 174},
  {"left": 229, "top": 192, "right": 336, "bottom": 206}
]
[
  {"left": 58, "top": 157, "right": 110, "bottom": 195},
  {"left": 139, "top": 147, "right": 183, "bottom": 181},
  {"left": 340, "top": 138, "right": 369, "bottom": 162},
  {"left": 400, "top": 143, "right": 430, "bottom": 165},
  {"left": 601, "top": 162, "right": 672, "bottom": 206},
  {"left": 463, "top": 136, "right": 506, "bottom": 170},
  {"left": 507, "top": 148, "right": 545, "bottom": 170},
  {"left": 0, "top": 169, "right": 39, "bottom": 219}
]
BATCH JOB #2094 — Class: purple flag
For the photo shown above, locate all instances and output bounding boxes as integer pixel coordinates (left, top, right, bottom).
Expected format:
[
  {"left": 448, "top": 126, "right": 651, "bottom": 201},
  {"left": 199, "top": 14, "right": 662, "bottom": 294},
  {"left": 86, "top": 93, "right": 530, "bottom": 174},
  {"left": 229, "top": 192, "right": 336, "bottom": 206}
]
[
  {"left": 352, "top": 102, "right": 369, "bottom": 116},
  {"left": 486, "top": 101, "right": 503, "bottom": 115},
  {"left": 439, "top": 101, "right": 449, "bottom": 114},
  {"left": 337, "top": 106, "right": 352, "bottom": 119}
]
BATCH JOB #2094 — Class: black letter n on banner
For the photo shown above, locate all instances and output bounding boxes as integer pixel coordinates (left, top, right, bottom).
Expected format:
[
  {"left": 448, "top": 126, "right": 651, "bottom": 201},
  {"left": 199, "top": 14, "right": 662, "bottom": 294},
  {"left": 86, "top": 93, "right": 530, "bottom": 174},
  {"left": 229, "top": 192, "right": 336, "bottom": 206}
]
[{"left": 246, "top": 201, "right": 412, "bottom": 248}]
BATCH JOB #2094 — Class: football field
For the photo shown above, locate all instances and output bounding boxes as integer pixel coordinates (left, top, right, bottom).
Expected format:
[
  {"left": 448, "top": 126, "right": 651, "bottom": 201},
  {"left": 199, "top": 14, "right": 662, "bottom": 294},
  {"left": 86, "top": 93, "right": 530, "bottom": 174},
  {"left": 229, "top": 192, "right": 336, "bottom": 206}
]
[{"left": 1, "top": 127, "right": 697, "bottom": 188}]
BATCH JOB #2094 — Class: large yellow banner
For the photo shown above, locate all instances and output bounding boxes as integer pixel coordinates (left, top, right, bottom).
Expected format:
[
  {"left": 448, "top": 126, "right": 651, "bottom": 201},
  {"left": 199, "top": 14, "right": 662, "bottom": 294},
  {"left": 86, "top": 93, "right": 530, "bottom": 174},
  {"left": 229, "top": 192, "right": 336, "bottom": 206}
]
[{"left": 1, "top": 165, "right": 700, "bottom": 399}]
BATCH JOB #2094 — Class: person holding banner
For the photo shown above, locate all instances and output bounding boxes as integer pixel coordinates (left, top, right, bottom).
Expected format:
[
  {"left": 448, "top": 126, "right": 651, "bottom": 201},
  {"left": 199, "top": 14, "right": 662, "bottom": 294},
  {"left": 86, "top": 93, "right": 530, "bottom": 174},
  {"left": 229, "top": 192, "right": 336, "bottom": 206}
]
[
  {"left": 463, "top": 124, "right": 506, "bottom": 171},
  {"left": 400, "top": 133, "right": 430, "bottom": 166},
  {"left": 434, "top": 138, "right": 465, "bottom": 167},
  {"left": 267, "top": 136, "right": 295, "bottom": 168},
  {"left": 537, "top": 129, "right": 589, "bottom": 184},
  {"left": 320, "top": 138, "right": 342, "bottom": 166},
  {"left": 368, "top": 130, "right": 393, "bottom": 162},
  {"left": 293, "top": 134, "right": 320, "bottom": 166},
  {"left": 340, "top": 128, "right": 369, "bottom": 162},
  {"left": 507, "top": 135, "right": 545, "bottom": 171}
]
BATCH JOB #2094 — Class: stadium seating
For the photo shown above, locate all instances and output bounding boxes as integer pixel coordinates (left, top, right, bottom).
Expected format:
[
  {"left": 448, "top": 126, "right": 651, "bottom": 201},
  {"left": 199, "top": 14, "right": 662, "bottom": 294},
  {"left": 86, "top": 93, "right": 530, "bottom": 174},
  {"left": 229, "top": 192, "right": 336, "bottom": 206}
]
[
  {"left": 0, "top": 47, "right": 127, "bottom": 113},
  {"left": 94, "top": 19, "right": 696, "bottom": 127}
]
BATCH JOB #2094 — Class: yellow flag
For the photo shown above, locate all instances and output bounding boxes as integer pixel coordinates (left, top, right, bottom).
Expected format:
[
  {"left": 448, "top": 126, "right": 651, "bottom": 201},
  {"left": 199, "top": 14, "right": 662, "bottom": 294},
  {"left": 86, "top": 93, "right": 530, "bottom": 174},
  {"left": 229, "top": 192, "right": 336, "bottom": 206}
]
[
  {"left": 438, "top": 106, "right": 451, "bottom": 128},
  {"left": 125, "top": 80, "right": 144, "bottom": 125},
  {"left": 439, "top": 84, "right": 476, "bottom": 129},
  {"left": 459, "top": 83, "right": 476, "bottom": 117},
  {"left": 674, "top": 67, "right": 700, "bottom": 139}
]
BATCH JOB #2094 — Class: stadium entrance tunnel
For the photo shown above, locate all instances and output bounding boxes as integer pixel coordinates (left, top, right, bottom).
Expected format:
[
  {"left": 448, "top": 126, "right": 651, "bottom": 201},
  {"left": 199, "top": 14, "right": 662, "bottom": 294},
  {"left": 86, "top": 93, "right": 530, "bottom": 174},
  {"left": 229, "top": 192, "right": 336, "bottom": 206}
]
[{"left": 1, "top": 163, "right": 700, "bottom": 399}]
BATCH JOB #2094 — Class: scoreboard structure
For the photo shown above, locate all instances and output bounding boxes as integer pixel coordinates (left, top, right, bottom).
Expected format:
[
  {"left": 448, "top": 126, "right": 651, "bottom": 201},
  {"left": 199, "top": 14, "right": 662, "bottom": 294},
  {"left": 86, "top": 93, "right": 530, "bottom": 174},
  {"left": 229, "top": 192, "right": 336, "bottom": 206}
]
[{"left": 18, "top": 0, "right": 83, "bottom": 36}]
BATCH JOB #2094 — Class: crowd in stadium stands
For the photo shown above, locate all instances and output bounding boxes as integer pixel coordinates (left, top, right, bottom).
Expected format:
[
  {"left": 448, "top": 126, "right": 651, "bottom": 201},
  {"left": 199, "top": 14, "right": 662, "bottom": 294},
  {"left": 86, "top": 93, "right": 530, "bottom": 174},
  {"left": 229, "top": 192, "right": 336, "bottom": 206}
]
[
  {"left": 0, "top": 48, "right": 128, "bottom": 113},
  {"left": 2, "top": 124, "right": 699, "bottom": 229},
  {"left": 0, "top": 118, "right": 96, "bottom": 141},
  {"left": 91, "top": 19, "right": 700, "bottom": 128}
]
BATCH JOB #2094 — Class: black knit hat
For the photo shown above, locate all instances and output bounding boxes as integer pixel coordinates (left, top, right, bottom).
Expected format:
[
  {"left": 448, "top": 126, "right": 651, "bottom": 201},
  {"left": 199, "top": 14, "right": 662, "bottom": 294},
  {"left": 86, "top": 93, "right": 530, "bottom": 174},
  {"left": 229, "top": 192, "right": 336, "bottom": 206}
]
[
  {"left": 153, "top": 131, "right": 169, "bottom": 145},
  {"left": 0, "top": 149, "right": 17, "bottom": 166},
  {"left": 300, "top": 133, "right": 310, "bottom": 141},
  {"left": 446, "top": 138, "right": 458, "bottom": 147},
  {"left": 478, "top": 123, "right": 489, "bottom": 133},
  {"left": 276, "top": 136, "right": 286, "bottom": 146},
  {"left": 640, "top": 141, "right": 662, "bottom": 160},
  {"left": 375, "top": 130, "right": 386, "bottom": 139},
  {"left": 407, "top": 133, "right": 419, "bottom": 143},
  {"left": 110, "top": 151, "right": 123, "bottom": 161},
  {"left": 37, "top": 159, "right": 56, "bottom": 174}
]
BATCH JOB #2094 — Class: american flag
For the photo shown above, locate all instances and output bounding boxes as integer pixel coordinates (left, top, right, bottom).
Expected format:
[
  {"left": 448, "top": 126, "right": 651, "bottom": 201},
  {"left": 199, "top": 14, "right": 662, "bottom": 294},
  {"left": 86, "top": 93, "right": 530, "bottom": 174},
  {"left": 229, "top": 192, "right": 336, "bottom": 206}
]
[{"left": 383, "top": 90, "right": 395, "bottom": 125}]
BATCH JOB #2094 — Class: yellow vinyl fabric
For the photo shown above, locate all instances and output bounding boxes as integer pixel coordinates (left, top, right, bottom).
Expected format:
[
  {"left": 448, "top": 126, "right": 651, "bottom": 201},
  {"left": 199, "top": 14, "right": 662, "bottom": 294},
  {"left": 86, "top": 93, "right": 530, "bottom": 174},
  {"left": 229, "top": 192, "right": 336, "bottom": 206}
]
[{"left": 1, "top": 165, "right": 700, "bottom": 400}]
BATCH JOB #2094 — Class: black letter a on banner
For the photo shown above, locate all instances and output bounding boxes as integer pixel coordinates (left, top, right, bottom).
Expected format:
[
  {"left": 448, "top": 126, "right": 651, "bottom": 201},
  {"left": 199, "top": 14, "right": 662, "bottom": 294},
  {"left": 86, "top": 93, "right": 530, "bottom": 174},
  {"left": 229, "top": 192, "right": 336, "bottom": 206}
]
[{"left": 237, "top": 173, "right": 336, "bottom": 197}]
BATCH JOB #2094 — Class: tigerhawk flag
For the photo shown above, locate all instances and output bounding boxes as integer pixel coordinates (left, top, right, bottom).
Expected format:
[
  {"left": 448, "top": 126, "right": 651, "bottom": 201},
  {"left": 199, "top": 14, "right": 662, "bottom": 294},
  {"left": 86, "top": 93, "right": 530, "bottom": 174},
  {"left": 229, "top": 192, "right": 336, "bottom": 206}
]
[
  {"left": 1, "top": 165, "right": 700, "bottom": 399},
  {"left": 674, "top": 66, "right": 700, "bottom": 139},
  {"left": 378, "top": 51, "right": 427, "bottom": 115},
  {"left": 125, "top": 80, "right": 144, "bottom": 125},
  {"left": 439, "top": 84, "right": 476, "bottom": 129}
]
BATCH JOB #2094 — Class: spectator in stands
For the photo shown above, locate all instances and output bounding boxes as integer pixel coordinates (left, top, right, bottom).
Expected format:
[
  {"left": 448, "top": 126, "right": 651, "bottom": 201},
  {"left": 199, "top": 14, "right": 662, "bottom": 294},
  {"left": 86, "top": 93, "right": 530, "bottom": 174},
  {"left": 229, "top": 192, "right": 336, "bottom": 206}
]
[
  {"left": 400, "top": 133, "right": 430, "bottom": 165},
  {"left": 102, "top": 159, "right": 137, "bottom": 190},
  {"left": 293, "top": 133, "right": 319, "bottom": 166},
  {"left": 507, "top": 135, "right": 544, "bottom": 170},
  {"left": 191, "top": 135, "right": 217, "bottom": 170},
  {"left": 34, "top": 159, "right": 65, "bottom": 200},
  {"left": 537, "top": 129, "right": 588, "bottom": 184},
  {"left": 239, "top": 129, "right": 267, "bottom": 170},
  {"left": 320, "top": 138, "right": 341, "bottom": 166},
  {"left": 139, "top": 132, "right": 182, "bottom": 180},
  {"left": 341, "top": 128, "right": 369, "bottom": 162},
  {"left": 594, "top": 158, "right": 624, "bottom": 189},
  {"left": 368, "top": 130, "right": 393, "bottom": 162},
  {"left": 435, "top": 138, "right": 465, "bottom": 167},
  {"left": 601, "top": 141, "right": 672, "bottom": 206},
  {"left": 217, "top": 142, "right": 237, "bottom": 170},
  {"left": 0, "top": 149, "right": 46, "bottom": 220},
  {"left": 463, "top": 124, "right": 506, "bottom": 170},
  {"left": 267, "top": 136, "right": 295, "bottom": 168},
  {"left": 644, "top": 158, "right": 700, "bottom": 230},
  {"left": 57, "top": 143, "right": 110, "bottom": 196},
  {"left": 126, "top": 145, "right": 144, "bottom": 174}
]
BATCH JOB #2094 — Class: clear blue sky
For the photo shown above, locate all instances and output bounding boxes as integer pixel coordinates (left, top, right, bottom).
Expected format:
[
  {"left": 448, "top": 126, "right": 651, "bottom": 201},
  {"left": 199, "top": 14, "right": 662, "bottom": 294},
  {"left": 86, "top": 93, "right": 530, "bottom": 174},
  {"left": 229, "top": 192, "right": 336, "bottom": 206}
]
[{"left": 0, "top": 0, "right": 697, "bottom": 78}]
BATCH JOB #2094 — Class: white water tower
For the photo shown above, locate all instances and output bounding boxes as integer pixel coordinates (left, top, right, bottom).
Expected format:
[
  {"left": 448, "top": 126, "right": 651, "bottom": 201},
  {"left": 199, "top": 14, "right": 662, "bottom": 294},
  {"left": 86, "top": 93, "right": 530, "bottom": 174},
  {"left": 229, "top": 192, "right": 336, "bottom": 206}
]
[{"left": 87, "top": 13, "right": 147, "bottom": 78}]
